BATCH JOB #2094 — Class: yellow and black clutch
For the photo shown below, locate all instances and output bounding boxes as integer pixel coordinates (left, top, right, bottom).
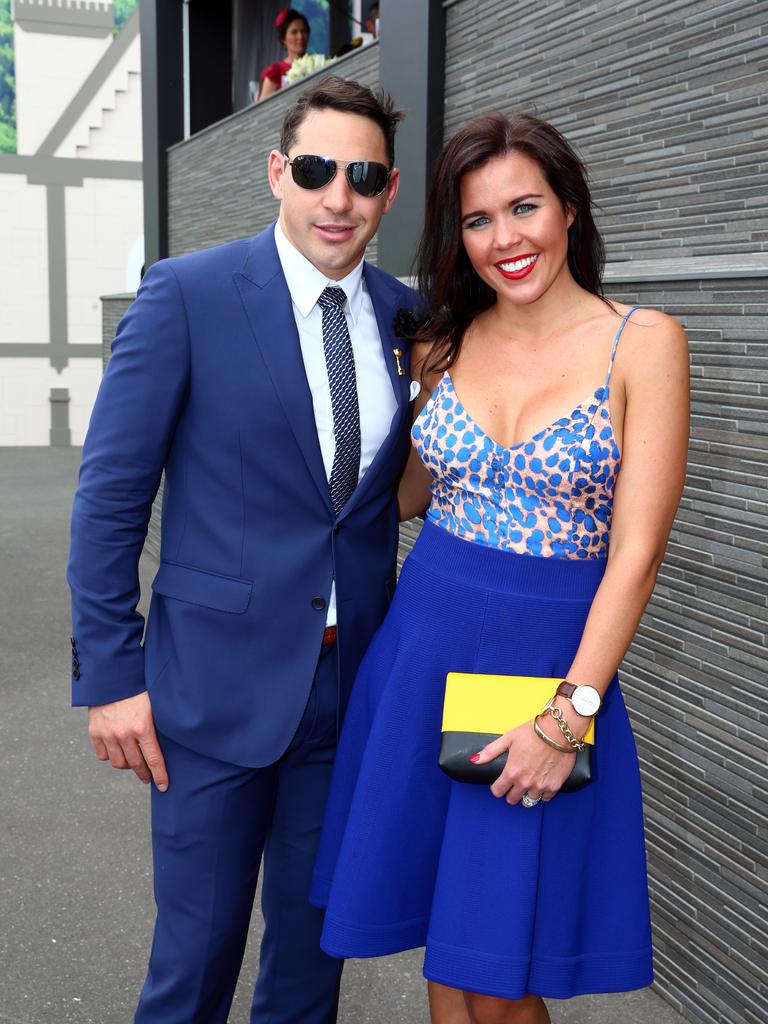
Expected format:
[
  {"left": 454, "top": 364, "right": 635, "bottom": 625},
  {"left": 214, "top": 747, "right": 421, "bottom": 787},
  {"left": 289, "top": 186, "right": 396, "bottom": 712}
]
[{"left": 438, "top": 672, "right": 594, "bottom": 792}]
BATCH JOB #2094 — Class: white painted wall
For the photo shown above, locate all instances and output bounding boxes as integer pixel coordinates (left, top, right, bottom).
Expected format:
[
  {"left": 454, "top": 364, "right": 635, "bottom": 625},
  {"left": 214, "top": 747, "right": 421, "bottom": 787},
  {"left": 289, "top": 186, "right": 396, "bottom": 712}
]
[
  {"left": 56, "top": 33, "right": 142, "bottom": 160},
  {"left": 1, "top": 15, "right": 143, "bottom": 446},
  {"left": 0, "top": 174, "right": 49, "bottom": 344},
  {"left": 0, "top": 357, "right": 103, "bottom": 445},
  {"left": 66, "top": 177, "right": 143, "bottom": 345},
  {"left": 74, "top": 71, "right": 142, "bottom": 160},
  {"left": 14, "top": 25, "right": 112, "bottom": 155}
]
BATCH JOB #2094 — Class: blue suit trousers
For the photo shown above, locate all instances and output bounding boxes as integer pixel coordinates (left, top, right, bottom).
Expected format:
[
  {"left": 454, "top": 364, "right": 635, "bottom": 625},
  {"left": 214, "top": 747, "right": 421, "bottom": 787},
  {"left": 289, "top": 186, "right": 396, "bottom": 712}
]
[{"left": 135, "top": 644, "right": 343, "bottom": 1023}]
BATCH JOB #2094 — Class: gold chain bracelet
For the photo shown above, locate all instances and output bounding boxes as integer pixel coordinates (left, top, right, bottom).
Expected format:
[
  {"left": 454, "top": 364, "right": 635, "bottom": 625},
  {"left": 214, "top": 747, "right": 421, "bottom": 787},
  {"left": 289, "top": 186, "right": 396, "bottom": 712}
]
[
  {"left": 531, "top": 716, "right": 574, "bottom": 754},
  {"left": 539, "top": 704, "right": 586, "bottom": 751}
]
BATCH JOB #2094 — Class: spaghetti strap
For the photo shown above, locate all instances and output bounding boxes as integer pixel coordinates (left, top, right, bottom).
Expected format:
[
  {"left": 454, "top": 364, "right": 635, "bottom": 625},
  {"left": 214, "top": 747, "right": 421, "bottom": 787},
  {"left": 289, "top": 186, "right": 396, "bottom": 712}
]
[{"left": 604, "top": 305, "right": 639, "bottom": 392}]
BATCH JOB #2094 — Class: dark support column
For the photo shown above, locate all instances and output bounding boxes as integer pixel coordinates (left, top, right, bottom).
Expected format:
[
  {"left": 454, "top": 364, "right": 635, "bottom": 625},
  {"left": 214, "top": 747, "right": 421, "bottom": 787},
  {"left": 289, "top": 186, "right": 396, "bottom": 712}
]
[
  {"left": 189, "top": 0, "right": 233, "bottom": 135},
  {"left": 140, "top": 0, "right": 184, "bottom": 268},
  {"left": 377, "top": 0, "right": 445, "bottom": 278},
  {"left": 329, "top": 2, "right": 351, "bottom": 56},
  {"left": 50, "top": 388, "right": 71, "bottom": 446}
]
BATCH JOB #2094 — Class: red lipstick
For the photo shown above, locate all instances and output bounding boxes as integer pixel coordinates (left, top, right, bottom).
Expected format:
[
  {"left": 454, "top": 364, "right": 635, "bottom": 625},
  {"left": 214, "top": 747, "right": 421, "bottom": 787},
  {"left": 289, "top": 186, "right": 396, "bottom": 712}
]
[{"left": 494, "top": 254, "right": 539, "bottom": 280}]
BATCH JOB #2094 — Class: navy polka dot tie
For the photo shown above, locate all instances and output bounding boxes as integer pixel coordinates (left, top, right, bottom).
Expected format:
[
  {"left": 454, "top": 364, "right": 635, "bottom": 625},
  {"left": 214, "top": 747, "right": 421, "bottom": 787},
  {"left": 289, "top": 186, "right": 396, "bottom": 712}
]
[{"left": 317, "top": 286, "right": 361, "bottom": 515}]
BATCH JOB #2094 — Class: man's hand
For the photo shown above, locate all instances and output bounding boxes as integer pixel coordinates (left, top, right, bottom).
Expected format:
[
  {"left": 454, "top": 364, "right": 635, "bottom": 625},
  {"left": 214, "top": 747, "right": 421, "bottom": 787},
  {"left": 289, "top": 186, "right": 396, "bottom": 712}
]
[{"left": 88, "top": 692, "right": 169, "bottom": 791}]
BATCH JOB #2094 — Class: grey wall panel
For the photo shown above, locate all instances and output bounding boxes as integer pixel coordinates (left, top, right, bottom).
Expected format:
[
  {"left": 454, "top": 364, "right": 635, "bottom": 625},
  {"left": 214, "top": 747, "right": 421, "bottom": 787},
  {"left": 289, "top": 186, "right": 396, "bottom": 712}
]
[
  {"left": 440, "top": 4, "right": 768, "bottom": 1023},
  {"left": 166, "top": 44, "right": 380, "bottom": 261},
  {"left": 101, "top": 294, "right": 134, "bottom": 371},
  {"left": 443, "top": 0, "right": 767, "bottom": 263},
  {"left": 607, "top": 277, "right": 768, "bottom": 1024}
]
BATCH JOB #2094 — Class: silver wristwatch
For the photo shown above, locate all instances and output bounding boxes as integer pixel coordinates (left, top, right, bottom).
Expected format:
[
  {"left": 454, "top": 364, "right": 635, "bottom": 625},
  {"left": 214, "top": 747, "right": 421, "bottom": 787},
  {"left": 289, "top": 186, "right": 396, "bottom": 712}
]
[{"left": 555, "top": 680, "right": 602, "bottom": 717}]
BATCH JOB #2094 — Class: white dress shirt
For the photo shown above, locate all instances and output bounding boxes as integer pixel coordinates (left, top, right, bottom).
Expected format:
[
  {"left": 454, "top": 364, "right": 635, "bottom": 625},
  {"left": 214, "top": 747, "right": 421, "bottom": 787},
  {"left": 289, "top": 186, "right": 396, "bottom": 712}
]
[{"left": 274, "top": 221, "right": 398, "bottom": 626}]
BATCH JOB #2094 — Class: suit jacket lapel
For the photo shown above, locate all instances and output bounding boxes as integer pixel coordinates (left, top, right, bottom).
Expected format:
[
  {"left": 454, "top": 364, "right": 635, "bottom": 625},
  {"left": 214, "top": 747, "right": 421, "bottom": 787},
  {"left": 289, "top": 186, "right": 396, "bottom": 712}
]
[
  {"left": 338, "top": 263, "right": 411, "bottom": 521},
  {"left": 234, "top": 228, "right": 332, "bottom": 511},
  {"left": 366, "top": 263, "right": 411, "bottom": 411}
]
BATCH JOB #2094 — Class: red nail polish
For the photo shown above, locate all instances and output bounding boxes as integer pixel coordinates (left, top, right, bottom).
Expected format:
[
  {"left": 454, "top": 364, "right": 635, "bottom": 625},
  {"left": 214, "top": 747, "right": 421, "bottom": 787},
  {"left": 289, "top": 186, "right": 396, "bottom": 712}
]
[{"left": 469, "top": 753, "right": 481, "bottom": 763}]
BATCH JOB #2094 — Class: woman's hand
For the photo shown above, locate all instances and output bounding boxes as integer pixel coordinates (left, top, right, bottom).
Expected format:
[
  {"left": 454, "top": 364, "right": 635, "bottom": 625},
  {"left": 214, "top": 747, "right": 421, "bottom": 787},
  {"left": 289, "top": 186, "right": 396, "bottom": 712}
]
[{"left": 471, "top": 709, "right": 580, "bottom": 805}]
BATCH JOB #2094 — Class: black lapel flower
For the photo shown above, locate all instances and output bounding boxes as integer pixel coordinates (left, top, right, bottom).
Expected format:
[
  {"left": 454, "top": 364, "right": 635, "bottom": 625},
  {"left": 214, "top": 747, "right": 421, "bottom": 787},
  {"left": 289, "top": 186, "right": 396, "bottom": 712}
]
[{"left": 392, "top": 308, "right": 427, "bottom": 340}]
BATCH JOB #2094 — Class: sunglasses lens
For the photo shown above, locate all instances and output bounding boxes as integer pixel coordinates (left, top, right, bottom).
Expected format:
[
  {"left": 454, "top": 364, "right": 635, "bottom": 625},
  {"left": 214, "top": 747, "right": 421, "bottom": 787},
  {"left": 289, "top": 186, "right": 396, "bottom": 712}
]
[
  {"left": 289, "top": 155, "right": 389, "bottom": 196},
  {"left": 347, "top": 161, "right": 389, "bottom": 197},
  {"left": 291, "top": 155, "right": 337, "bottom": 190}
]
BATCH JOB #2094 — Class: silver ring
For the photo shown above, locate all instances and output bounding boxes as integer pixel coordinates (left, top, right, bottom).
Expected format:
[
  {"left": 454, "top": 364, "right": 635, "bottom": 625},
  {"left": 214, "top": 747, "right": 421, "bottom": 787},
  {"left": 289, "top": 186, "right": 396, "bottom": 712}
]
[{"left": 521, "top": 792, "right": 542, "bottom": 808}]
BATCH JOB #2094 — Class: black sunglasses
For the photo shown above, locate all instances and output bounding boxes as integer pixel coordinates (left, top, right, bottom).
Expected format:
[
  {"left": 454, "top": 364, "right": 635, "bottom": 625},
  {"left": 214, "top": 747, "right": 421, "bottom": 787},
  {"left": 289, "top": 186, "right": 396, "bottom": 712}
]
[{"left": 284, "top": 154, "right": 391, "bottom": 198}]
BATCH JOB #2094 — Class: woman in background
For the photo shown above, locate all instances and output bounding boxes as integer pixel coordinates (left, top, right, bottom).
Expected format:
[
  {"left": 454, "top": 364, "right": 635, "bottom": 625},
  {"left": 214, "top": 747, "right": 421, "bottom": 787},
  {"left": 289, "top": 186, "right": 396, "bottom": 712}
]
[
  {"left": 311, "top": 113, "right": 689, "bottom": 1024},
  {"left": 258, "top": 8, "right": 309, "bottom": 101}
]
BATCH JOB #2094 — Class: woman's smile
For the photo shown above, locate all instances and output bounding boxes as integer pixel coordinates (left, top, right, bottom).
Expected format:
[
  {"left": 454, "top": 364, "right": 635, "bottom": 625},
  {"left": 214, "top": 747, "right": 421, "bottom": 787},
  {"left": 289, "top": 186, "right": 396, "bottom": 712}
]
[{"left": 494, "top": 253, "right": 539, "bottom": 279}]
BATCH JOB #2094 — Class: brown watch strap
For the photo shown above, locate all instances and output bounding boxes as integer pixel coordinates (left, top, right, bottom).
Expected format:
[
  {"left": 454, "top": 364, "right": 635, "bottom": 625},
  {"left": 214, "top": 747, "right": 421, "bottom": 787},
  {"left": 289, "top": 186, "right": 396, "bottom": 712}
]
[{"left": 556, "top": 681, "right": 577, "bottom": 700}]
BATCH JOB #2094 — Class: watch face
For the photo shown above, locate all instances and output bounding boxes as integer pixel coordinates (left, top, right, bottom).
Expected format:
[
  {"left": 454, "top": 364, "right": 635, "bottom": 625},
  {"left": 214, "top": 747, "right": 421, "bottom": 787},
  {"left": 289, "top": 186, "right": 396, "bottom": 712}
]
[{"left": 572, "top": 685, "right": 601, "bottom": 716}]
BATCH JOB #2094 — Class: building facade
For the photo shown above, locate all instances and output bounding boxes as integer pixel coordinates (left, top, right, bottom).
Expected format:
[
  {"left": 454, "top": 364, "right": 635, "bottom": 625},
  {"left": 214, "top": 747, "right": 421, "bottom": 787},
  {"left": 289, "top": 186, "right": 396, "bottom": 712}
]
[{"left": 0, "top": 0, "right": 142, "bottom": 445}]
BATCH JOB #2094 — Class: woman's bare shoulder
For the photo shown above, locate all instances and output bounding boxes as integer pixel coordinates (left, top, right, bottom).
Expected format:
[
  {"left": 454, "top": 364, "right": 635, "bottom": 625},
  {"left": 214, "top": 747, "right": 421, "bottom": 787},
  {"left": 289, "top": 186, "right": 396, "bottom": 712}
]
[{"left": 610, "top": 303, "right": 688, "bottom": 380}]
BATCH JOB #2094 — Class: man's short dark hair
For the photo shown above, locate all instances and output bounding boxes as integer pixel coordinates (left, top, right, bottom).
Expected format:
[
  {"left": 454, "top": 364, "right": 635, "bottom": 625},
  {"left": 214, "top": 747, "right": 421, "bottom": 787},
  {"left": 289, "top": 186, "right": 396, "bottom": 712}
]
[{"left": 280, "top": 75, "right": 403, "bottom": 168}]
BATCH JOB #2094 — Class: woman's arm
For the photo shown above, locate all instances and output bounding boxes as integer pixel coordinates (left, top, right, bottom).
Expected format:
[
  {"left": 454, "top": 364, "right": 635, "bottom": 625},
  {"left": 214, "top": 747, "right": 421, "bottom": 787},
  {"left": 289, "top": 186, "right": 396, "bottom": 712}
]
[
  {"left": 259, "top": 76, "right": 279, "bottom": 101},
  {"left": 560, "top": 309, "right": 689, "bottom": 696},
  {"left": 474, "top": 310, "right": 690, "bottom": 802},
  {"left": 397, "top": 343, "right": 442, "bottom": 522}
]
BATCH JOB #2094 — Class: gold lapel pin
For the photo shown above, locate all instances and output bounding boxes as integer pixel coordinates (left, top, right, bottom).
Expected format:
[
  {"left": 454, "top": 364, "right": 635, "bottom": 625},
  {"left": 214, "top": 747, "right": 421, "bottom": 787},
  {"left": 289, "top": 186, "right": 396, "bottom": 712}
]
[{"left": 392, "top": 348, "right": 405, "bottom": 376}]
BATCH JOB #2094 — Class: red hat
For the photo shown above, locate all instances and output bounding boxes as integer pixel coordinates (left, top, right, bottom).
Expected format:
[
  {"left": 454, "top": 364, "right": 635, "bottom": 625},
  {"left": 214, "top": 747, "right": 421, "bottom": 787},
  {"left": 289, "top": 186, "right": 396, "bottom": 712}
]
[{"left": 275, "top": 9, "right": 289, "bottom": 29}]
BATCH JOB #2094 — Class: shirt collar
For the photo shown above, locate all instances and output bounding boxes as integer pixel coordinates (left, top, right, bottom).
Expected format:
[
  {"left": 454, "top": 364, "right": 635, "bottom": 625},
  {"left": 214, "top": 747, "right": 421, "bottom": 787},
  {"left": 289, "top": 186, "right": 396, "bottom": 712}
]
[{"left": 274, "top": 220, "right": 365, "bottom": 325}]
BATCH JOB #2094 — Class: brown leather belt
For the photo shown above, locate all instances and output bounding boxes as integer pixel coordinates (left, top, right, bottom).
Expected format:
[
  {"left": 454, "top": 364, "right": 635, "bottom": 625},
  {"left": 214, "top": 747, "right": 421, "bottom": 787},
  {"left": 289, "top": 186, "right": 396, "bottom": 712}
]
[{"left": 322, "top": 625, "right": 337, "bottom": 646}]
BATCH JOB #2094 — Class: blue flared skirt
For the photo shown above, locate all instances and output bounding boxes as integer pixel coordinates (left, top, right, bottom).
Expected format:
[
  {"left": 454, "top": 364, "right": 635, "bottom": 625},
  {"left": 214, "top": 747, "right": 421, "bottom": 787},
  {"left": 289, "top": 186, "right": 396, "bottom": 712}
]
[{"left": 311, "top": 522, "right": 653, "bottom": 1000}]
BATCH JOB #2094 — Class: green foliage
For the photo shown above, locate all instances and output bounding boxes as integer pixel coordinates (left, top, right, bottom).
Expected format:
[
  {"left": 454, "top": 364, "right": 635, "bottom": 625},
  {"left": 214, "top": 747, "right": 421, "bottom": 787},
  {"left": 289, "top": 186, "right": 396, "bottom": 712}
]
[
  {"left": 0, "top": 118, "right": 15, "bottom": 153},
  {"left": 0, "top": 0, "right": 15, "bottom": 153},
  {"left": 114, "top": 0, "right": 139, "bottom": 35}
]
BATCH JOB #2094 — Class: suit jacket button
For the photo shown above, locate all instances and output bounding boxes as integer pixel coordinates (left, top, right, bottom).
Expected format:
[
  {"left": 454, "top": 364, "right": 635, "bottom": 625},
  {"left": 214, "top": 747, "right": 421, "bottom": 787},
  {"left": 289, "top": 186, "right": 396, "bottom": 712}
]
[{"left": 311, "top": 596, "right": 326, "bottom": 611}]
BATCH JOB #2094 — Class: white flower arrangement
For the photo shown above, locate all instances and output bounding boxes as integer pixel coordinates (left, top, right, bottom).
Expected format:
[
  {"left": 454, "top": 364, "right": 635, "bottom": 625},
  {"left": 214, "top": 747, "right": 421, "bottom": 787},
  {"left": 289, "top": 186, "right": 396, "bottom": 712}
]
[{"left": 285, "top": 53, "right": 336, "bottom": 84}]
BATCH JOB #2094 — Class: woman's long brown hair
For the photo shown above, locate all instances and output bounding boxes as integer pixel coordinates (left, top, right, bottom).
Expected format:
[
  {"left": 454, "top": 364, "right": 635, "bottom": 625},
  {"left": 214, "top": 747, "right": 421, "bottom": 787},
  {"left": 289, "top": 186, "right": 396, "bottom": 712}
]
[{"left": 413, "top": 113, "right": 607, "bottom": 376}]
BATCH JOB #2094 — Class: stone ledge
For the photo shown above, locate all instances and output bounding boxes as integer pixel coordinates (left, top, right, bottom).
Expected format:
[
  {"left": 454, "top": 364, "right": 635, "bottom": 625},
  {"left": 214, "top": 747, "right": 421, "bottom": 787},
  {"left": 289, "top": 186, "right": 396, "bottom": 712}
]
[
  {"left": 603, "top": 254, "right": 768, "bottom": 283},
  {"left": 13, "top": 0, "right": 114, "bottom": 37}
]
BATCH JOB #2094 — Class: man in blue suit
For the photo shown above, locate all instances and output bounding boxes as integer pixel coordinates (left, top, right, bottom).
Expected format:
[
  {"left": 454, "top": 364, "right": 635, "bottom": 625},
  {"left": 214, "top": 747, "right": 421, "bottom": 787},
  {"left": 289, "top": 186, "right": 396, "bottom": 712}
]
[{"left": 68, "top": 76, "right": 417, "bottom": 1023}]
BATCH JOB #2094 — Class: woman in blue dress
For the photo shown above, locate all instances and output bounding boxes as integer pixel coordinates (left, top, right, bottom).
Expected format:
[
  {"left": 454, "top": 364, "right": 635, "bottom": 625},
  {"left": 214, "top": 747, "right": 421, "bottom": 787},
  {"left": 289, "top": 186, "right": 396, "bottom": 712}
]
[{"left": 311, "top": 113, "right": 689, "bottom": 1024}]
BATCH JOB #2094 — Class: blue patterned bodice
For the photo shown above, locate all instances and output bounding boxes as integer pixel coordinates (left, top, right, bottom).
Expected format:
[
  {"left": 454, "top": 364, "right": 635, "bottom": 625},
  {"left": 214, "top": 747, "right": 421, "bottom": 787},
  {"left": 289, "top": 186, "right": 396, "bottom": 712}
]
[{"left": 412, "top": 308, "right": 639, "bottom": 559}]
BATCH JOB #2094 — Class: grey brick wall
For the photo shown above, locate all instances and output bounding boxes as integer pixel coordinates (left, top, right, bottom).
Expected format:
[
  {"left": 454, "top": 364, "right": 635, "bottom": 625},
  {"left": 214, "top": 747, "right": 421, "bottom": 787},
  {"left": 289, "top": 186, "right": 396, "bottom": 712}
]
[
  {"left": 101, "top": 294, "right": 134, "bottom": 371},
  {"left": 443, "top": 0, "right": 767, "bottom": 262},
  {"left": 602, "top": 272, "right": 767, "bottom": 1024},
  {"left": 166, "top": 43, "right": 380, "bottom": 260},
  {"left": 438, "top": 3, "right": 768, "bottom": 1024}
]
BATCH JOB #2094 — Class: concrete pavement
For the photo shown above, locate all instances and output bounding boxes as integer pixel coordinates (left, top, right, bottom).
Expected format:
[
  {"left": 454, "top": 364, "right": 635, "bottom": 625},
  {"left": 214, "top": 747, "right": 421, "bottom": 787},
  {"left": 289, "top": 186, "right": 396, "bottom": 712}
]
[{"left": 0, "top": 447, "right": 688, "bottom": 1024}]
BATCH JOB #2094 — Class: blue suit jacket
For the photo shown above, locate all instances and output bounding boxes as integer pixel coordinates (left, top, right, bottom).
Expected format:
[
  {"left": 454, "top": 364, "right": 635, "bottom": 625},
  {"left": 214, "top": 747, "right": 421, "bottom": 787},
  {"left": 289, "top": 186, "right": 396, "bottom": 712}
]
[{"left": 68, "top": 224, "right": 417, "bottom": 766}]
